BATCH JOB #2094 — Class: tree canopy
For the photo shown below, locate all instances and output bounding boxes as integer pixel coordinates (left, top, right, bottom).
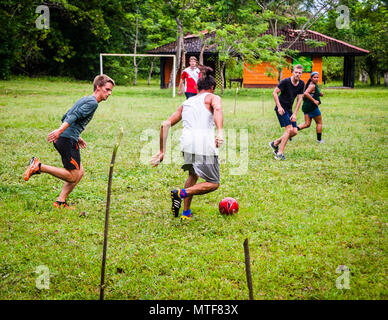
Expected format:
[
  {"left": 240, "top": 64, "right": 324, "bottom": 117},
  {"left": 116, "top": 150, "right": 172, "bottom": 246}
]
[{"left": 1, "top": 0, "right": 385, "bottom": 84}]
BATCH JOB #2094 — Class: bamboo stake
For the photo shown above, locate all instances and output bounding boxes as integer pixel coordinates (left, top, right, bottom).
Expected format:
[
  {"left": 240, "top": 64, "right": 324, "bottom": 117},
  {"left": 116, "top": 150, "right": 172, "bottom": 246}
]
[
  {"left": 243, "top": 238, "right": 254, "bottom": 300},
  {"left": 99, "top": 128, "right": 124, "bottom": 300}
]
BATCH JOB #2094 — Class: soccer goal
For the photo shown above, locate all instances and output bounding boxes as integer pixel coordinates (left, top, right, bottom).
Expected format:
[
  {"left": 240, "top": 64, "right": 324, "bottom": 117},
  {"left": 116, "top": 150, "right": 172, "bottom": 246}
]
[{"left": 99, "top": 53, "right": 177, "bottom": 97}]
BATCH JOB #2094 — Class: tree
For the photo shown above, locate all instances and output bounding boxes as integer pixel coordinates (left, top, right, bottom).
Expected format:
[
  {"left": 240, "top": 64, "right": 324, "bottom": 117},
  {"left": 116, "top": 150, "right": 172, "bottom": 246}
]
[
  {"left": 214, "top": 21, "right": 284, "bottom": 95},
  {"left": 163, "top": 0, "right": 201, "bottom": 87},
  {"left": 312, "top": 0, "right": 388, "bottom": 86},
  {"left": 0, "top": 0, "right": 148, "bottom": 80},
  {"left": 255, "top": 0, "right": 339, "bottom": 79}
]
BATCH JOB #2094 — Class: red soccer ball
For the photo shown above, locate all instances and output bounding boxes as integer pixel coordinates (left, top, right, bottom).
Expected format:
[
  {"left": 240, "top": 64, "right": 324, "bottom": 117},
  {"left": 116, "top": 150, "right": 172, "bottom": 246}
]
[{"left": 219, "top": 197, "right": 239, "bottom": 215}]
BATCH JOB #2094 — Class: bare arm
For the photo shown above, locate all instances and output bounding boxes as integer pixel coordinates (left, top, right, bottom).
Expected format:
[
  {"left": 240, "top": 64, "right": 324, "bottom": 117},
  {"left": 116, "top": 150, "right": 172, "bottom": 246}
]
[
  {"left": 273, "top": 87, "right": 285, "bottom": 115},
  {"left": 78, "top": 137, "right": 87, "bottom": 149},
  {"left": 151, "top": 105, "right": 183, "bottom": 167},
  {"left": 178, "top": 78, "right": 184, "bottom": 95},
  {"left": 292, "top": 94, "right": 304, "bottom": 120},
  {"left": 47, "top": 121, "right": 70, "bottom": 143},
  {"left": 211, "top": 95, "right": 224, "bottom": 147},
  {"left": 304, "top": 84, "right": 320, "bottom": 106}
]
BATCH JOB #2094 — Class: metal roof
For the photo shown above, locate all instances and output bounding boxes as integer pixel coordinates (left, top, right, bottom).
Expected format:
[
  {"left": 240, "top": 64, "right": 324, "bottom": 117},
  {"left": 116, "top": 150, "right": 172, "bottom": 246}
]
[{"left": 148, "top": 29, "right": 369, "bottom": 56}]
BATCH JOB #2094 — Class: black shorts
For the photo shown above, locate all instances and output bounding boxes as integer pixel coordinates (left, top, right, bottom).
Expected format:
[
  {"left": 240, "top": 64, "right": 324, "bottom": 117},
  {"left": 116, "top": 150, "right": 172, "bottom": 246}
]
[{"left": 53, "top": 137, "right": 81, "bottom": 170}]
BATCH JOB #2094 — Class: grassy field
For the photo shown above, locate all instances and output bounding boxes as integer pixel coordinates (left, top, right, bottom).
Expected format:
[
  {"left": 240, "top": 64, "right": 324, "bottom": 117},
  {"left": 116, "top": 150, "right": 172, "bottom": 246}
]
[{"left": 0, "top": 77, "right": 387, "bottom": 300}]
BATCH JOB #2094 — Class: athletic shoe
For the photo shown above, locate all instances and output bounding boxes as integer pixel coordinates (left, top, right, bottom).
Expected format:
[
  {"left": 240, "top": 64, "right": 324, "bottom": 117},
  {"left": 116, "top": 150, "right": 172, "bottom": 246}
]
[
  {"left": 24, "top": 157, "right": 41, "bottom": 181},
  {"left": 289, "top": 137, "right": 292, "bottom": 141},
  {"left": 170, "top": 189, "right": 182, "bottom": 217},
  {"left": 268, "top": 141, "right": 279, "bottom": 155},
  {"left": 317, "top": 139, "right": 325, "bottom": 144},
  {"left": 274, "top": 153, "right": 286, "bottom": 160},
  {"left": 181, "top": 214, "right": 192, "bottom": 221},
  {"left": 53, "top": 201, "right": 75, "bottom": 209}
]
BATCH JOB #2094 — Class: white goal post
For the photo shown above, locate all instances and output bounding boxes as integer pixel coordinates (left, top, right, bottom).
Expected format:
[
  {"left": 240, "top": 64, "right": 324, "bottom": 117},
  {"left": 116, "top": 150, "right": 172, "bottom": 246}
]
[{"left": 99, "top": 53, "right": 177, "bottom": 97}]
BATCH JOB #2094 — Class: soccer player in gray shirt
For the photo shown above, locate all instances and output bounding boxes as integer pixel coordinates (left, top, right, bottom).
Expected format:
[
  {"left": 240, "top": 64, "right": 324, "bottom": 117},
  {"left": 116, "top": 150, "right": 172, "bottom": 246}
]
[{"left": 24, "top": 74, "right": 115, "bottom": 209}]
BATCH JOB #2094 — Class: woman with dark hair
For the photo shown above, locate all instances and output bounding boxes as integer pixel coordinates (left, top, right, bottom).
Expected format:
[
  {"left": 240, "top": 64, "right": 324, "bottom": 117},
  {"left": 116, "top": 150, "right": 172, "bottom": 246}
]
[{"left": 297, "top": 72, "right": 325, "bottom": 143}]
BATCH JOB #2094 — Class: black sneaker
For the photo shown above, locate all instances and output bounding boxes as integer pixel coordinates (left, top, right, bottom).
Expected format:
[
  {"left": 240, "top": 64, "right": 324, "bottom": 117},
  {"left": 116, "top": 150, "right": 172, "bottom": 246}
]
[
  {"left": 269, "top": 141, "right": 279, "bottom": 155},
  {"left": 171, "top": 189, "right": 182, "bottom": 217},
  {"left": 274, "top": 153, "right": 286, "bottom": 160}
]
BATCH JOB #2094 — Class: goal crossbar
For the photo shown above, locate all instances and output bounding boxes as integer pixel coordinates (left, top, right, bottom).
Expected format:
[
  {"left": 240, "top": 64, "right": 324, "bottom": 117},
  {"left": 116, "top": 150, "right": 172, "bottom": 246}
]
[{"left": 99, "top": 53, "right": 176, "bottom": 97}]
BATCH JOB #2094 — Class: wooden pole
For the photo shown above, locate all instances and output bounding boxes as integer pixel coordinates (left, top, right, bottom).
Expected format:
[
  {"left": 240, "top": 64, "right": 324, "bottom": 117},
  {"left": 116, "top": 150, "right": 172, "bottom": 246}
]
[
  {"left": 234, "top": 87, "right": 239, "bottom": 114},
  {"left": 99, "top": 128, "right": 124, "bottom": 300},
  {"left": 243, "top": 238, "right": 254, "bottom": 300}
]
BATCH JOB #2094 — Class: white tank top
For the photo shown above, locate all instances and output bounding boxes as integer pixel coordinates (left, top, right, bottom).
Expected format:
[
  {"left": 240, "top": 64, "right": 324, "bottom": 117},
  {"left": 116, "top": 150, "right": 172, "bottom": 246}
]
[{"left": 180, "top": 92, "right": 217, "bottom": 156}]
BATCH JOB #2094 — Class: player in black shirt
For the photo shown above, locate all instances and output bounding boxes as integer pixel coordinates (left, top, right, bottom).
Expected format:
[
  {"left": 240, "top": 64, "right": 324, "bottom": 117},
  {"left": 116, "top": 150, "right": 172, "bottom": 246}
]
[{"left": 269, "top": 64, "right": 305, "bottom": 160}]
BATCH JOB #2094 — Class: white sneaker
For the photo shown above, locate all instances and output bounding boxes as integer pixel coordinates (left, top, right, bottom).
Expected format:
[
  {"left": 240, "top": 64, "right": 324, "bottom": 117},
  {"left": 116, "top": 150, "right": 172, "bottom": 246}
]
[
  {"left": 274, "top": 153, "right": 286, "bottom": 160},
  {"left": 316, "top": 140, "right": 324, "bottom": 144}
]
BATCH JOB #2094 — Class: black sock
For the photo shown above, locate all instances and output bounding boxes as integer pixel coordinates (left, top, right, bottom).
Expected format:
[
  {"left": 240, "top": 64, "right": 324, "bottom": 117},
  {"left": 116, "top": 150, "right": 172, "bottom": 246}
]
[
  {"left": 297, "top": 126, "right": 301, "bottom": 131},
  {"left": 317, "top": 133, "right": 322, "bottom": 141}
]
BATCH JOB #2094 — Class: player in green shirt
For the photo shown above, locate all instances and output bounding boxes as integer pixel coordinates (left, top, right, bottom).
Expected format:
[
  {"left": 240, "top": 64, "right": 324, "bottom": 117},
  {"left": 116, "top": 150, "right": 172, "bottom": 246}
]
[
  {"left": 24, "top": 74, "right": 115, "bottom": 208},
  {"left": 297, "top": 72, "right": 324, "bottom": 143}
]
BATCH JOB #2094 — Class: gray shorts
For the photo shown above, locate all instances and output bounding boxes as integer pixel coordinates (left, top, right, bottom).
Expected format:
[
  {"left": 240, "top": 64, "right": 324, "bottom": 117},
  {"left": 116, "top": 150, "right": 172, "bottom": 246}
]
[{"left": 181, "top": 152, "right": 220, "bottom": 184}]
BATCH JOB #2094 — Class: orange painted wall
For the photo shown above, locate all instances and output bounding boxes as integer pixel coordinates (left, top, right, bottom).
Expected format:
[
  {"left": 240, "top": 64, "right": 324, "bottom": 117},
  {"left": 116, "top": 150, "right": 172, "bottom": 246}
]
[
  {"left": 164, "top": 58, "right": 183, "bottom": 86},
  {"left": 243, "top": 56, "right": 322, "bottom": 87}
]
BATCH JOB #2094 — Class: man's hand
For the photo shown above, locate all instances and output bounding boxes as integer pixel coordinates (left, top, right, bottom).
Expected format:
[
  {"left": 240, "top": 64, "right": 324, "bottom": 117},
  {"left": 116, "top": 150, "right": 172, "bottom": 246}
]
[
  {"left": 215, "top": 135, "right": 224, "bottom": 148},
  {"left": 277, "top": 107, "right": 285, "bottom": 116},
  {"left": 178, "top": 90, "right": 182, "bottom": 96},
  {"left": 150, "top": 151, "right": 164, "bottom": 167},
  {"left": 47, "top": 122, "right": 69, "bottom": 143},
  {"left": 47, "top": 129, "right": 61, "bottom": 143},
  {"left": 290, "top": 113, "right": 297, "bottom": 122},
  {"left": 314, "top": 99, "right": 320, "bottom": 106},
  {"left": 78, "top": 137, "right": 87, "bottom": 149}
]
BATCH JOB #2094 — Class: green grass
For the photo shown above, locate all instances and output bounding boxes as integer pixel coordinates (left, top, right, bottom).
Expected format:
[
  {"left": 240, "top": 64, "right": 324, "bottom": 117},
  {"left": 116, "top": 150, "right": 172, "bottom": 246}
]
[{"left": 0, "top": 77, "right": 387, "bottom": 300}]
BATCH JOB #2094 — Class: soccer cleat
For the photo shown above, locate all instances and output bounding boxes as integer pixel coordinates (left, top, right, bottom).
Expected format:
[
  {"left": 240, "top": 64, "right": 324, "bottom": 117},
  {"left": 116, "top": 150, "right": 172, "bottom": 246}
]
[
  {"left": 268, "top": 141, "right": 279, "bottom": 155},
  {"left": 181, "top": 209, "right": 192, "bottom": 221},
  {"left": 171, "top": 189, "right": 182, "bottom": 217},
  {"left": 274, "top": 153, "right": 286, "bottom": 161},
  {"left": 180, "top": 214, "right": 192, "bottom": 221},
  {"left": 24, "top": 157, "right": 41, "bottom": 181},
  {"left": 53, "top": 201, "right": 75, "bottom": 209}
]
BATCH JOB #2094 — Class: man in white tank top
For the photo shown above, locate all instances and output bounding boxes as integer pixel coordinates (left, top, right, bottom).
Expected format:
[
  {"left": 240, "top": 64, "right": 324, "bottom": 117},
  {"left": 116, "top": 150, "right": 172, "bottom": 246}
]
[{"left": 151, "top": 71, "right": 223, "bottom": 221}]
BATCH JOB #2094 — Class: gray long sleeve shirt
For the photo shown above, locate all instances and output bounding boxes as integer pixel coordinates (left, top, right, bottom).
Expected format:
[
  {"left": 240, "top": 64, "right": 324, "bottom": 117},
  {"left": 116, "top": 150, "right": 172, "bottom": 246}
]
[{"left": 60, "top": 96, "right": 98, "bottom": 142}]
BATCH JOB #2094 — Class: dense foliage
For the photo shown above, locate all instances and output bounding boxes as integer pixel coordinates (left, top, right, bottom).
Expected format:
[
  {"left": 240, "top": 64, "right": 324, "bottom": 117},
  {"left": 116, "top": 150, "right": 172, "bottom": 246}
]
[{"left": 1, "top": 0, "right": 386, "bottom": 84}]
